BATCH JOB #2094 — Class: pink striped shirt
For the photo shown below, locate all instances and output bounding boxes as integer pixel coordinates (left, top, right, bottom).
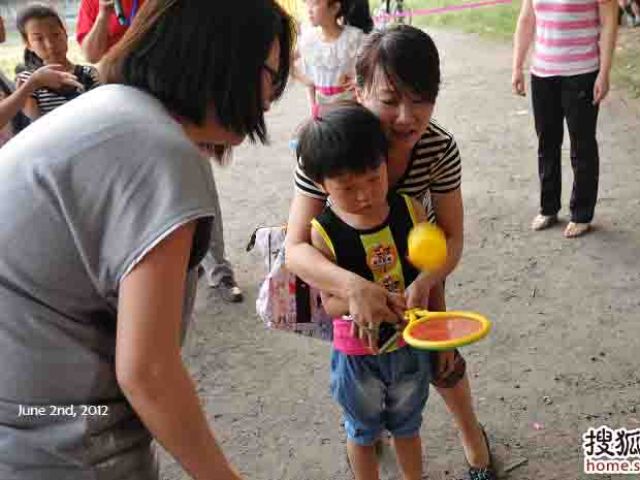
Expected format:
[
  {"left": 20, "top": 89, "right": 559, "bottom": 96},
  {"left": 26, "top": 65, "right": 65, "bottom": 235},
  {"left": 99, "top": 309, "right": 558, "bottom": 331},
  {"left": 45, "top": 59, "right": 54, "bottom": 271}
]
[{"left": 532, "top": 0, "right": 602, "bottom": 77}]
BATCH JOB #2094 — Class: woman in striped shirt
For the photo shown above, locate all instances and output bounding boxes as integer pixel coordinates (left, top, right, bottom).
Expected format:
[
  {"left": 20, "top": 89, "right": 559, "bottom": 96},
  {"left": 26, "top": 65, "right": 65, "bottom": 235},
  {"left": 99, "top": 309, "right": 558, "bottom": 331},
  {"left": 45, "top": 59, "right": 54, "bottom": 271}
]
[
  {"left": 15, "top": 4, "right": 99, "bottom": 121},
  {"left": 286, "top": 26, "right": 496, "bottom": 480},
  {"left": 512, "top": 0, "right": 618, "bottom": 237}
]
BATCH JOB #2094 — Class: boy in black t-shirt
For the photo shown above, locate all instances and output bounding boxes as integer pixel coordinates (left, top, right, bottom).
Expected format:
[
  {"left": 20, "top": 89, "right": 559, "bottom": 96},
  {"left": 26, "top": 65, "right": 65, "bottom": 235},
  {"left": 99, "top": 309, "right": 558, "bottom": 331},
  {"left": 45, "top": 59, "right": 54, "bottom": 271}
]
[{"left": 298, "top": 104, "right": 451, "bottom": 480}]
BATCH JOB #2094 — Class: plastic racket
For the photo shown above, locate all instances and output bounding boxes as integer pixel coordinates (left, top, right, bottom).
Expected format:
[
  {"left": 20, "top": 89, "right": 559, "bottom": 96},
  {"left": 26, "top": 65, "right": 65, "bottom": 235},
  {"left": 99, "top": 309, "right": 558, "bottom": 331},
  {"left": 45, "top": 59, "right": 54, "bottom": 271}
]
[{"left": 402, "top": 308, "right": 491, "bottom": 350}]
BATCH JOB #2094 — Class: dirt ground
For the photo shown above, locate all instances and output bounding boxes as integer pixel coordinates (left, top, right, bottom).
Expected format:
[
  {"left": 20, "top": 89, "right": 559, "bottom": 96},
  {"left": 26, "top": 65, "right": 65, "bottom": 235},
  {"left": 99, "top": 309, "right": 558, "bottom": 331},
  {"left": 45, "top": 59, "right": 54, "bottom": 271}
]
[{"left": 160, "top": 29, "right": 640, "bottom": 480}]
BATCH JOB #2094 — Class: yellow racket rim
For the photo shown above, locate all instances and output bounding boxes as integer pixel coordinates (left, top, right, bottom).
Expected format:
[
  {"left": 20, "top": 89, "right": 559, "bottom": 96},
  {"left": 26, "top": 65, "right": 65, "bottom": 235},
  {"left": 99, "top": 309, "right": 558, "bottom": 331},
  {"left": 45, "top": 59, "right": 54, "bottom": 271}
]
[{"left": 402, "top": 308, "right": 492, "bottom": 351}]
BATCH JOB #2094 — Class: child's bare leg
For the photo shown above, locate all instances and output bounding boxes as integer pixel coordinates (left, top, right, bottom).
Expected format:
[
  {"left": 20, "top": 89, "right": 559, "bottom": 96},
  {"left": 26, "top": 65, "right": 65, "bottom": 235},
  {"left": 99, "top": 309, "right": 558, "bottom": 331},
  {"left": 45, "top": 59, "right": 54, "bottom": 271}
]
[
  {"left": 347, "top": 441, "right": 379, "bottom": 480},
  {"left": 392, "top": 435, "right": 423, "bottom": 480}
]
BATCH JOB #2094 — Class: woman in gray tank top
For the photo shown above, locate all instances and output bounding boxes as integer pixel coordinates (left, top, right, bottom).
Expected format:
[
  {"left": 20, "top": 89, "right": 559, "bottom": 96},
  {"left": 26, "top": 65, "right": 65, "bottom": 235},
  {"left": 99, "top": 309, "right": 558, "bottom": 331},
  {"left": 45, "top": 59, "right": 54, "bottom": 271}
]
[{"left": 0, "top": 1, "right": 294, "bottom": 478}]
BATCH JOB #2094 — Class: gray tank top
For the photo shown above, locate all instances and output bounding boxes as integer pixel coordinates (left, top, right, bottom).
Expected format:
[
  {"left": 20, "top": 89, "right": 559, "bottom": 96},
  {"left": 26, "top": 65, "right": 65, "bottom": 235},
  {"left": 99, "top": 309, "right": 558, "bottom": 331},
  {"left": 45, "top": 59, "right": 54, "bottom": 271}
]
[{"left": 0, "top": 85, "right": 217, "bottom": 479}]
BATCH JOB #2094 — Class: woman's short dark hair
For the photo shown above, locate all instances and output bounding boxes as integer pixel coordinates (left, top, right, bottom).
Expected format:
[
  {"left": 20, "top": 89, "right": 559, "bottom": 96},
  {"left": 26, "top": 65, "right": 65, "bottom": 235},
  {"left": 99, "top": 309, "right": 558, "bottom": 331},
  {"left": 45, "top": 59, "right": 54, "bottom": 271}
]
[
  {"left": 297, "top": 104, "right": 388, "bottom": 183},
  {"left": 17, "top": 3, "right": 65, "bottom": 70},
  {"left": 356, "top": 25, "right": 440, "bottom": 103},
  {"left": 100, "top": 0, "right": 295, "bottom": 145}
]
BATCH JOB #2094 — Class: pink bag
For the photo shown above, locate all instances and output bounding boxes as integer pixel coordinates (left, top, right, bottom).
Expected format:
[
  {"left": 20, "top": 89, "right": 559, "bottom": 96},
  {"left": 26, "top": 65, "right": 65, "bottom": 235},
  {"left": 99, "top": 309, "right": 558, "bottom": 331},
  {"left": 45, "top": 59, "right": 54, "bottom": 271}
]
[{"left": 247, "top": 225, "right": 332, "bottom": 340}]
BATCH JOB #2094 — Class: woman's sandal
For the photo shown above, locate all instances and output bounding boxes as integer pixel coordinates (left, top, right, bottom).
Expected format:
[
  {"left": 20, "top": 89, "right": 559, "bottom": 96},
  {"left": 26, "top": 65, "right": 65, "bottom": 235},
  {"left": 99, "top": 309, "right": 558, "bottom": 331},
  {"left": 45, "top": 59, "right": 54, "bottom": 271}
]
[
  {"left": 564, "top": 222, "right": 590, "bottom": 238},
  {"left": 531, "top": 214, "right": 558, "bottom": 231},
  {"left": 467, "top": 426, "right": 497, "bottom": 480}
]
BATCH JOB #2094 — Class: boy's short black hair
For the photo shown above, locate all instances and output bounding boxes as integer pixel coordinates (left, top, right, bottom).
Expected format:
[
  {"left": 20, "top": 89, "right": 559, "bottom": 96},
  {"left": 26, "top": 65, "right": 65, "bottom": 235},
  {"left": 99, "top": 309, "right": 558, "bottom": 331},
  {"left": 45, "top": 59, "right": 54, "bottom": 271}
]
[
  {"left": 297, "top": 104, "right": 388, "bottom": 184},
  {"left": 356, "top": 25, "right": 440, "bottom": 103},
  {"left": 100, "top": 0, "right": 295, "bottom": 145}
]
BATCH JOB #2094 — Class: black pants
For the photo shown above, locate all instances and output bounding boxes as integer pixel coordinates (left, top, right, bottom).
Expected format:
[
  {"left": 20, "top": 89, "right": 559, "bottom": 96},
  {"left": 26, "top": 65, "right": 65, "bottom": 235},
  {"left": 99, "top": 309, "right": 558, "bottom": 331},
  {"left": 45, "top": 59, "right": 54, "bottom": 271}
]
[{"left": 531, "top": 71, "right": 600, "bottom": 223}]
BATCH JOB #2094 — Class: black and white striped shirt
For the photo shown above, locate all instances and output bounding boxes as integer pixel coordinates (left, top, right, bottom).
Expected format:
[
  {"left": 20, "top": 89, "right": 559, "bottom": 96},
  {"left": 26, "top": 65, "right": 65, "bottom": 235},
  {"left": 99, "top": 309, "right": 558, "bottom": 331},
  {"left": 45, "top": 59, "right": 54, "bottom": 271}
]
[
  {"left": 294, "top": 119, "right": 462, "bottom": 223},
  {"left": 17, "top": 65, "right": 100, "bottom": 116}
]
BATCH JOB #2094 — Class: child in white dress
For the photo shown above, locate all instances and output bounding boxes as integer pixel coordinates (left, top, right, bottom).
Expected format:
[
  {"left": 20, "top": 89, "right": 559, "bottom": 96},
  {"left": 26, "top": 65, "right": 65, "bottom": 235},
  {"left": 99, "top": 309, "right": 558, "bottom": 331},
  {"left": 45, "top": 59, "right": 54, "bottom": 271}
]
[{"left": 296, "top": 0, "right": 372, "bottom": 113}]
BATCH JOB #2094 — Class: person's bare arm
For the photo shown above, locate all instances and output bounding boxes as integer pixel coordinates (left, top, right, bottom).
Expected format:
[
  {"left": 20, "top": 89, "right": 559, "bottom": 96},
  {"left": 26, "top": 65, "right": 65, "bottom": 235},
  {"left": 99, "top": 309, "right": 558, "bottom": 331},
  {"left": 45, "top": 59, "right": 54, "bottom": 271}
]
[
  {"left": 291, "top": 48, "right": 316, "bottom": 109},
  {"left": 285, "top": 192, "right": 357, "bottom": 296},
  {"left": 403, "top": 197, "right": 456, "bottom": 376},
  {"left": 512, "top": 0, "right": 535, "bottom": 96},
  {"left": 291, "top": 48, "right": 314, "bottom": 86},
  {"left": 309, "top": 223, "right": 349, "bottom": 317},
  {"left": 593, "top": 0, "right": 619, "bottom": 103},
  {"left": 80, "top": 0, "right": 114, "bottom": 63},
  {"left": 430, "top": 188, "right": 464, "bottom": 281},
  {"left": 22, "top": 97, "right": 40, "bottom": 121},
  {"left": 117, "top": 222, "right": 241, "bottom": 480},
  {"left": 0, "top": 83, "right": 34, "bottom": 127},
  {"left": 405, "top": 193, "right": 461, "bottom": 308},
  {"left": 5, "top": 66, "right": 82, "bottom": 123},
  {"left": 285, "top": 192, "right": 404, "bottom": 333},
  {"left": 305, "top": 85, "right": 317, "bottom": 112}
]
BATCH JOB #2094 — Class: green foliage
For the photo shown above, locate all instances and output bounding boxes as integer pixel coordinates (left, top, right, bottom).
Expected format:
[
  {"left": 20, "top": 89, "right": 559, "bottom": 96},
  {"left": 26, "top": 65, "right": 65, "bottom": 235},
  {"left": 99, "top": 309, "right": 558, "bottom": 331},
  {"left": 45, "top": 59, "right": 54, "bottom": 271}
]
[{"left": 406, "top": 0, "right": 520, "bottom": 38}]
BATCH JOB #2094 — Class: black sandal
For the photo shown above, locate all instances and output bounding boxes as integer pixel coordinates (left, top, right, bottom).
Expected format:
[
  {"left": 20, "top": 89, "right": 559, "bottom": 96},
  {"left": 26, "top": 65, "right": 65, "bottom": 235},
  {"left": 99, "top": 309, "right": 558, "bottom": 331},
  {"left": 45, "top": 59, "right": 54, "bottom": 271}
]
[{"left": 467, "top": 425, "right": 497, "bottom": 480}]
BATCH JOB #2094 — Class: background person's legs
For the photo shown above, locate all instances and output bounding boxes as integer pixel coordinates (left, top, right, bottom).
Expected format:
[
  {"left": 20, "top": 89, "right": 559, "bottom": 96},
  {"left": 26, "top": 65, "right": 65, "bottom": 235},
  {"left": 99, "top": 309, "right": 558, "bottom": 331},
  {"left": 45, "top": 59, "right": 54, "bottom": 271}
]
[
  {"left": 562, "top": 71, "right": 600, "bottom": 225},
  {"left": 531, "top": 74, "right": 565, "bottom": 220},
  {"left": 201, "top": 173, "right": 243, "bottom": 303}
]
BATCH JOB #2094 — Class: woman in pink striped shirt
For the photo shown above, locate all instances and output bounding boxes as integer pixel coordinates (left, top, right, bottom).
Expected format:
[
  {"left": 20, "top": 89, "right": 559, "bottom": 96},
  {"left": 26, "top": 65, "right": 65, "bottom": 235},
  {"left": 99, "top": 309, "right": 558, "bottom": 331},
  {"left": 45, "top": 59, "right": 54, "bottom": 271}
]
[{"left": 512, "top": 0, "right": 618, "bottom": 237}]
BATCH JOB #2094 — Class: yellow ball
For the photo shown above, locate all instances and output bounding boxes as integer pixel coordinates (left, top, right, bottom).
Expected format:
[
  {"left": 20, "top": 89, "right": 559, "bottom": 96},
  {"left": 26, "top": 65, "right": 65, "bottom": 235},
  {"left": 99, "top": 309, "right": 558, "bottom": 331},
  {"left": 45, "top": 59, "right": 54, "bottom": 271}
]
[{"left": 407, "top": 222, "right": 447, "bottom": 272}]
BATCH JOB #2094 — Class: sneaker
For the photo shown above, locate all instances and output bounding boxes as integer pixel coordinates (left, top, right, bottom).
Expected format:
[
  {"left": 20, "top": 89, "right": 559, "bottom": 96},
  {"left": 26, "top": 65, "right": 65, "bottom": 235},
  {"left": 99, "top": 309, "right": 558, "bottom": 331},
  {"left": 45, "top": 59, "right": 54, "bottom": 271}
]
[{"left": 213, "top": 277, "right": 244, "bottom": 303}]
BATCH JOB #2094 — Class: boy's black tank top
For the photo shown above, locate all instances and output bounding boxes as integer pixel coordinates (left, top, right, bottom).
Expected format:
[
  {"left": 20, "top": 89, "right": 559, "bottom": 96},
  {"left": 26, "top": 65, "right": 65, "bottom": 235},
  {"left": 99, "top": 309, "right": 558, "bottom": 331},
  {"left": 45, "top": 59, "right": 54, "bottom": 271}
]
[{"left": 312, "top": 193, "right": 420, "bottom": 293}]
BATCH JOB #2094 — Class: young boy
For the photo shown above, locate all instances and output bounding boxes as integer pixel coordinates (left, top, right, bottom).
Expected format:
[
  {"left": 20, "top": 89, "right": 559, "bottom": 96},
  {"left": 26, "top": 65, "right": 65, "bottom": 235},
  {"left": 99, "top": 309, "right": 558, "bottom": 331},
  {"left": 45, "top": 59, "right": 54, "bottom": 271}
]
[{"left": 298, "top": 104, "right": 444, "bottom": 480}]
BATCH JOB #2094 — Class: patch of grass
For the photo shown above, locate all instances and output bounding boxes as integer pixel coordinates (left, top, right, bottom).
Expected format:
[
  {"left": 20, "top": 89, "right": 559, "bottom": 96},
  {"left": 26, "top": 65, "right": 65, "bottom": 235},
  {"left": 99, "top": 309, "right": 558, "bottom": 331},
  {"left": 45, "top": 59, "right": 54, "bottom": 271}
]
[{"left": 405, "top": 0, "right": 520, "bottom": 39}]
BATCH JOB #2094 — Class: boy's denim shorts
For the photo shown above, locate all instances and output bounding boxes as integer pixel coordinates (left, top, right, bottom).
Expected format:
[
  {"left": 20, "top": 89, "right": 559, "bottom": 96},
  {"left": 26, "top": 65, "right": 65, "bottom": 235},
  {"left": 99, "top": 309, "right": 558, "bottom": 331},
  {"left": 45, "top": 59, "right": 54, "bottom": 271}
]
[{"left": 330, "top": 346, "right": 432, "bottom": 445}]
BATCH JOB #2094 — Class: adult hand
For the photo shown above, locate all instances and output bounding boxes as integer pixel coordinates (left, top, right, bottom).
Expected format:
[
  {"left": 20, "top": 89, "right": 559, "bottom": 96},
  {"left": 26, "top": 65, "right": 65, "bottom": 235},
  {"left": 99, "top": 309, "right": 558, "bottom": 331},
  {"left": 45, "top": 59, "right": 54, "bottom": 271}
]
[
  {"left": 99, "top": 0, "right": 115, "bottom": 15},
  {"left": 339, "top": 74, "right": 356, "bottom": 93},
  {"left": 347, "top": 275, "right": 405, "bottom": 352},
  {"left": 435, "top": 350, "right": 456, "bottom": 379},
  {"left": 512, "top": 68, "right": 526, "bottom": 96},
  {"left": 593, "top": 71, "right": 610, "bottom": 104},
  {"left": 28, "top": 65, "right": 83, "bottom": 91},
  {"left": 405, "top": 273, "right": 438, "bottom": 310}
]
